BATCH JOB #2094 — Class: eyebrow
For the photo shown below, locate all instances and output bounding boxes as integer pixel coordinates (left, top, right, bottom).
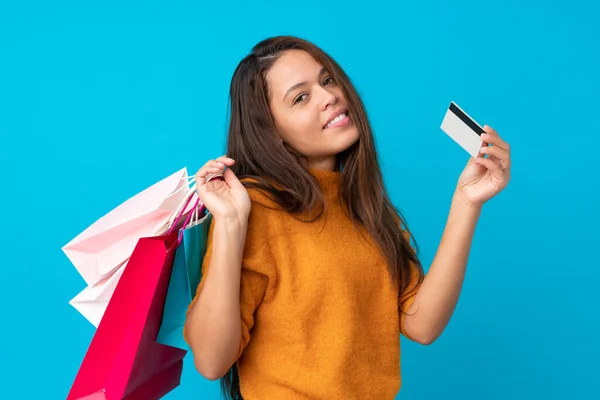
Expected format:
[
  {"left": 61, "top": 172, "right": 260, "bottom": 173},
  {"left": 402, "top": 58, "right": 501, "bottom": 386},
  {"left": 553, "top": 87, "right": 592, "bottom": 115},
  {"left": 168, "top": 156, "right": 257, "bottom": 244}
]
[{"left": 283, "top": 67, "right": 328, "bottom": 101}]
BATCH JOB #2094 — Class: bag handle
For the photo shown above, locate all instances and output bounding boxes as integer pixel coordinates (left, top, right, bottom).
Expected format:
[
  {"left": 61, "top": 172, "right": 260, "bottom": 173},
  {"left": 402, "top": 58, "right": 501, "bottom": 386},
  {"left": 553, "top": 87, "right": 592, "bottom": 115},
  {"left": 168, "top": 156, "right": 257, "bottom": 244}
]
[
  {"left": 167, "top": 192, "right": 195, "bottom": 236},
  {"left": 169, "top": 175, "right": 223, "bottom": 241},
  {"left": 165, "top": 175, "right": 196, "bottom": 199},
  {"left": 164, "top": 174, "right": 201, "bottom": 230},
  {"left": 177, "top": 198, "right": 200, "bottom": 244},
  {"left": 165, "top": 170, "right": 223, "bottom": 228}
]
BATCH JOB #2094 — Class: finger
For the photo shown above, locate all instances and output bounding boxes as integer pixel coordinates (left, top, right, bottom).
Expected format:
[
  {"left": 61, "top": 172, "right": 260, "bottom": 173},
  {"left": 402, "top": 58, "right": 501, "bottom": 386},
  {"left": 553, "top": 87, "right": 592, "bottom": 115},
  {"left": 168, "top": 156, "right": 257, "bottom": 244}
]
[
  {"left": 222, "top": 167, "right": 243, "bottom": 189},
  {"left": 482, "top": 126, "right": 510, "bottom": 151},
  {"left": 209, "top": 159, "right": 226, "bottom": 169},
  {"left": 215, "top": 155, "right": 235, "bottom": 165},
  {"left": 197, "top": 171, "right": 225, "bottom": 188},
  {"left": 195, "top": 162, "right": 223, "bottom": 186},
  {"left": 195, "top": 170, "right": 208, "bottom": 187},
  {"left": 483, "top": 125, "right": 499, "bottom": 137},
  {"left": 479, "top": 145, "right": 511, "bottom": 169},
  {"left": 200, "top": 158, "right": 228, "bottom": 170},
  {"left": 198, "top": 160, "right": 227, "bottom": 175},
  {"left": 468, "top": 140, "right": 487, "bottom": 163},
  {"left": 475, "top": 155, "right": 505, "bottom": 177},
  {"left": 207, "top": 174, "right": 225, "bottom": 183}
]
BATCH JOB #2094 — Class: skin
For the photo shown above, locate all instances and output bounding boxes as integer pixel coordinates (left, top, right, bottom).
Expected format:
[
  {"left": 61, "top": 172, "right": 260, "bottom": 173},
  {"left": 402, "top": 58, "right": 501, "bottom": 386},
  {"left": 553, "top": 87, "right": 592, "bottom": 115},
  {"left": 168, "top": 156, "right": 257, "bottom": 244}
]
[{"left": 266, "top": 49, "right": 360, "bottom": 171}]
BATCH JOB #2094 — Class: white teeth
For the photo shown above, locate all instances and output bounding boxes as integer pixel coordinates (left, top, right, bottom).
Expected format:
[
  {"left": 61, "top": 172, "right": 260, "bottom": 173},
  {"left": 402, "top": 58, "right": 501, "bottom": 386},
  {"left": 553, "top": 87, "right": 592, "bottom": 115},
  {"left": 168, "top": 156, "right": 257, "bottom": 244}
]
[{"left": 326, "top": 113, "right": 347, "bottom": 128}]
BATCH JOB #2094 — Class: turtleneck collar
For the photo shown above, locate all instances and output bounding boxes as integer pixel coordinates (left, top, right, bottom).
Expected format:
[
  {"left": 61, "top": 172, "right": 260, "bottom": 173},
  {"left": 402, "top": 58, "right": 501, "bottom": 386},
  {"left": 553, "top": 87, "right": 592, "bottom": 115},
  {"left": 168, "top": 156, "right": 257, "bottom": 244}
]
[{"left": 308, "top": 167, "right": 341, "bottom": 197}]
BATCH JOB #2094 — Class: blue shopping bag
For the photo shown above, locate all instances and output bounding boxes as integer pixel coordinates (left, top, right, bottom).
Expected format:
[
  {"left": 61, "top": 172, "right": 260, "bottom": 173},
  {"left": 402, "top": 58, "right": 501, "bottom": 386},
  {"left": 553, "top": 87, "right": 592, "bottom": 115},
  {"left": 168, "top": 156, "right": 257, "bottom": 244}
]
[{"left": 157, "top": 209, "right": 213, "bottom": 351}]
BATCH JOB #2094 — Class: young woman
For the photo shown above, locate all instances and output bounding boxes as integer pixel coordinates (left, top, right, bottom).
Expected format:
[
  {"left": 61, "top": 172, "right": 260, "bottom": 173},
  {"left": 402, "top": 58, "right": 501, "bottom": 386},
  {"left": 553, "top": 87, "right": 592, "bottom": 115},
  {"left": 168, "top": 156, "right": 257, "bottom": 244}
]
[{"left": 184, "top": 36, "right": 512, "bottom": 399}]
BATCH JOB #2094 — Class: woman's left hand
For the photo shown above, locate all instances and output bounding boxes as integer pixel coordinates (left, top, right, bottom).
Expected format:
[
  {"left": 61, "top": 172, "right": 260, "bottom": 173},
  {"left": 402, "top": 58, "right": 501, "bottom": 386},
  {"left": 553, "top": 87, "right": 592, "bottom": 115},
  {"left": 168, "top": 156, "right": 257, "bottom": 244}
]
[{"left": 456, "top": 125, "right": 511, "bottom": 207}]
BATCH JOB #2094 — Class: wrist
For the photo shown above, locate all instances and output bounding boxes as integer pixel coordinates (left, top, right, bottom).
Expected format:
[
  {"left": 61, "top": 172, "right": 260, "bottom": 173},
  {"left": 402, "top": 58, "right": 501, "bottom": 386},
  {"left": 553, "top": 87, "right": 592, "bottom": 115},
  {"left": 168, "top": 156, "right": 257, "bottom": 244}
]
[
  {"left": 452, "top": 189, "right": 483, "bottom": 215},
  {"left": 214, "top": 213, "right": 247, "bottom": 241},
  {"left": 215, "top": 213, "right": 247, "bottom": 229}
]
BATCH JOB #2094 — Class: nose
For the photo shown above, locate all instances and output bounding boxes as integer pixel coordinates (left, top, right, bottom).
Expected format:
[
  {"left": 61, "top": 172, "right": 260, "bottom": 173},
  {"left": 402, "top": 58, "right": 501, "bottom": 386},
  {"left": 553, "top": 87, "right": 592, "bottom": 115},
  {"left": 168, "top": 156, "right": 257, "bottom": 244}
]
[{"left": 319, "top": 86, "right": 338, "bottom": 111}]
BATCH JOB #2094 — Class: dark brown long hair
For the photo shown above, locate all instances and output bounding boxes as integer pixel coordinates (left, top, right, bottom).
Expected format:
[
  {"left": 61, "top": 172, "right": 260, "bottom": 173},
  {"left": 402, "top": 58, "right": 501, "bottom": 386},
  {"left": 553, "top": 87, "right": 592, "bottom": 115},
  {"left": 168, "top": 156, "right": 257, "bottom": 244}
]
[{"left": 219, "top": 35, "right": 424, "bottom": 400}]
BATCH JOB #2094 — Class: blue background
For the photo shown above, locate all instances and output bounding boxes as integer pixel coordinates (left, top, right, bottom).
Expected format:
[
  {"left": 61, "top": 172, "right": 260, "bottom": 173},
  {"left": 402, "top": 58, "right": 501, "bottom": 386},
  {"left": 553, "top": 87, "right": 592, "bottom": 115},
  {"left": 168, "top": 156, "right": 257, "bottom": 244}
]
[{"left": 1, "top": 1, "right": 598, "bottom": 399}]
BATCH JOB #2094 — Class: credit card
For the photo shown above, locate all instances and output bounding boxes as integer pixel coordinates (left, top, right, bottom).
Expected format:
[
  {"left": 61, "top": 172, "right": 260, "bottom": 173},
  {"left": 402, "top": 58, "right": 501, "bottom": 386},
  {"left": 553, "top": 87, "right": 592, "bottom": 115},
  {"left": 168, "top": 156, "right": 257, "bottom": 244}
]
[{"left": 440, "top": 101, "right": 484, "bottom": 158}]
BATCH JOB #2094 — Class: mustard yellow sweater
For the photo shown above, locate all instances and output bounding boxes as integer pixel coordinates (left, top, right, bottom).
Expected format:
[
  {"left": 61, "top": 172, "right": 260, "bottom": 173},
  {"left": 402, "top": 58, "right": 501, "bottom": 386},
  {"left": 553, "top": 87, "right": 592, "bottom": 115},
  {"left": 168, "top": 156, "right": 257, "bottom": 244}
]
[{"left": 185, "top": 168, "right": 421, "bottom": 399}]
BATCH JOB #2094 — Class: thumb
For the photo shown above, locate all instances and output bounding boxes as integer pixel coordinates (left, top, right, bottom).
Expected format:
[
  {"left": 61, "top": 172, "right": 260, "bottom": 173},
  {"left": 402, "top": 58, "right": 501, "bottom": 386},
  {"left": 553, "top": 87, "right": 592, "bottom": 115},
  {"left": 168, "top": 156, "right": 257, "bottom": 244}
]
[{"left": 223, "top": 167, "right": 243, "bottom": 190}]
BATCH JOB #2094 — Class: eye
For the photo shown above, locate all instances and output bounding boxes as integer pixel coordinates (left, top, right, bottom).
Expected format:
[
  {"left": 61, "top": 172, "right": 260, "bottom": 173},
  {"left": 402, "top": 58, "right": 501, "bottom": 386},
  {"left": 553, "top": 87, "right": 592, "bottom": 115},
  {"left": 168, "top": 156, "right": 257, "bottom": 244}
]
[
  {"left": 323, "top": 76, "right": 334, "bottom": 85},
  {"left": 293, "top": 93, "right": 308, "bottom": 105}
]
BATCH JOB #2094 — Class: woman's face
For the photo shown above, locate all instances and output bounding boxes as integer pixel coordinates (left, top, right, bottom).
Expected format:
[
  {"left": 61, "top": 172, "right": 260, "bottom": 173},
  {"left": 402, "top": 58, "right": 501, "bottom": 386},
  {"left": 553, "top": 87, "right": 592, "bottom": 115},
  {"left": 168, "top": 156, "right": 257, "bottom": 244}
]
[{"left": 266, "top": 50, "right": 360, "bottom": 171}]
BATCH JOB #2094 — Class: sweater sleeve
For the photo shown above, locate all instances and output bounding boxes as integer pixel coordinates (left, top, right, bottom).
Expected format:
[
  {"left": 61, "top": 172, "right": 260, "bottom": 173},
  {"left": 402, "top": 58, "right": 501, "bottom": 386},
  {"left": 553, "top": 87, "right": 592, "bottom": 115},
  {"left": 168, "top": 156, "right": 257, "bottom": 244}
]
[
  {"left": 183, "top": 191, "right": 277, "bottom": 360},
  {"left": 398, "top": 228, "right": 422, "bottom": 339}
]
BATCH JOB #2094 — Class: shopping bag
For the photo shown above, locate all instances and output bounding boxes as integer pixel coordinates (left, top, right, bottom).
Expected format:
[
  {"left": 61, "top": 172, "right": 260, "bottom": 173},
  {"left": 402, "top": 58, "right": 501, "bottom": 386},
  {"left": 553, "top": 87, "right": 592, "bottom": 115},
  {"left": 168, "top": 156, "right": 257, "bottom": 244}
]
[
  {"left": 64, "top": 168, "right": 199, "bottom": 326},
  {"left": 68, "top": 259, "right": 127, "bottom": 327},
  {"left": 66, "top": 231, "right": 187, "bottom": 400},
  {"left": 62, "top": 167, "right": 192, "bottom": 287},
  {"left": 157, "top": 199, "right": 213, "bottom": 351}
]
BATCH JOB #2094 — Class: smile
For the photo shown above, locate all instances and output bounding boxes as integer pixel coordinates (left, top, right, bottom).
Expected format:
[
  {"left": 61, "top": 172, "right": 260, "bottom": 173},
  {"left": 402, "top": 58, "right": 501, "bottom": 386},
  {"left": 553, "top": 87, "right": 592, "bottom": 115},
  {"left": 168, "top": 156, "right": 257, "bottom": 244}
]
[{"left": 324, "top": 112, "right": 350, "bottom": 129}]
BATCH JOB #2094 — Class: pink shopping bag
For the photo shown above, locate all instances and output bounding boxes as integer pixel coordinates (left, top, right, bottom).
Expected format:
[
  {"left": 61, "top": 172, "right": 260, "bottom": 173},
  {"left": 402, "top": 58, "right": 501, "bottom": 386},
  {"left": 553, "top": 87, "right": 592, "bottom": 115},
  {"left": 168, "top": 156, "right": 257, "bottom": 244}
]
[{"left": 67, "top": 231, "right": 187, "bottom": 400}]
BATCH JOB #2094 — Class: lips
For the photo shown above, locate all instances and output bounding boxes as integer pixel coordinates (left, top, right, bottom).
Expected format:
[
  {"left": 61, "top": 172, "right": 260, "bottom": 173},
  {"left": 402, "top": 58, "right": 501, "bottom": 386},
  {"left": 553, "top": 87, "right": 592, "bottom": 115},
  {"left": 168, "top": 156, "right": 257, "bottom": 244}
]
[{"left": 323, "top": 108, "right": 349, "bottom": 129}]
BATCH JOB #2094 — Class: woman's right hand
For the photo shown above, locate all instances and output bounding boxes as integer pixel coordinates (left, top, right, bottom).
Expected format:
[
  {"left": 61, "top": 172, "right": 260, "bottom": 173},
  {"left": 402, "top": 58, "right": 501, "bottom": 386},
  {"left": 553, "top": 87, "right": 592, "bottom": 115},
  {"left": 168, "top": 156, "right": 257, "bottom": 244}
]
[{"left": 195, "top": 155, "right": 251, "bottom": 223}]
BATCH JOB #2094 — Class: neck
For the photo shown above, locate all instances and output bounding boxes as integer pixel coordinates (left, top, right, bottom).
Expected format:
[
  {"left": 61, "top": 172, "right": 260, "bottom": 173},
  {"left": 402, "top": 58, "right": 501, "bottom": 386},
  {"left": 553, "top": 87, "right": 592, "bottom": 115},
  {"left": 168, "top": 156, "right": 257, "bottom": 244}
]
[{"left": 307, "top": 155, "right": 338, "bottom": 172}]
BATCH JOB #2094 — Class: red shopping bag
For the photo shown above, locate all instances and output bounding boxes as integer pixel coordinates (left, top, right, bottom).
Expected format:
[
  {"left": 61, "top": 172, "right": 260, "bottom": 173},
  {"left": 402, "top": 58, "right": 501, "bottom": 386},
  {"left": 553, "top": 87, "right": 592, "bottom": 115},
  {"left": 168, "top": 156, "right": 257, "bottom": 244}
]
[{"left": 67, "top": 232, "right": 187, "bottom": 400}]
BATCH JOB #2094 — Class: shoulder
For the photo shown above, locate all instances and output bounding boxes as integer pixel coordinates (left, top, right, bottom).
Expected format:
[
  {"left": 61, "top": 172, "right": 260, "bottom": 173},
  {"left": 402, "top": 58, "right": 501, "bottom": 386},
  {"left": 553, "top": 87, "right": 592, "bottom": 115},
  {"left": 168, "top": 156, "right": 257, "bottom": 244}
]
[
  {"left": 235, "top": 177, "right": 289, "bottom": 263},
  {"left": 240, "top": 176, "right": 283, "bottom": 210},
  {"left": 238, "top": 176, "right": 287, "bottom": 238}
]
